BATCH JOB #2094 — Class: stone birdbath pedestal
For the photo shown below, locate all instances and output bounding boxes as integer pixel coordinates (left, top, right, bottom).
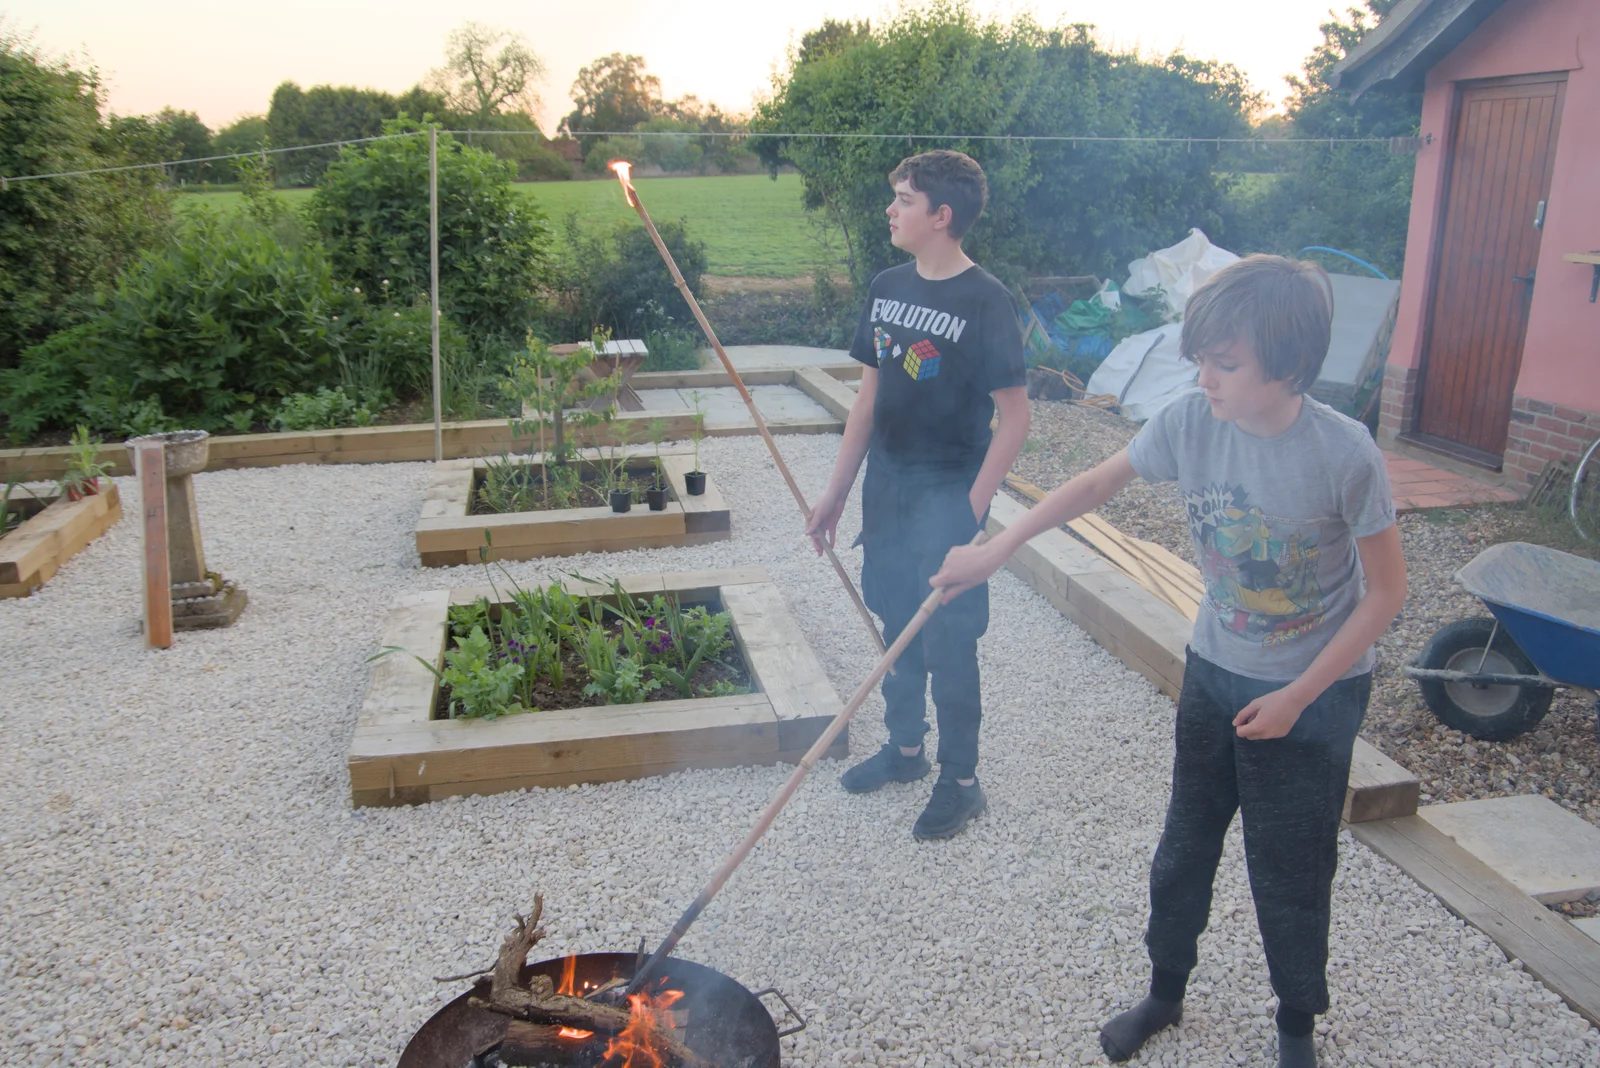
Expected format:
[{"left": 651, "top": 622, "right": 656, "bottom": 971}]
[{"left": 124, "top": 430, "right": 247, "bottom": 629}]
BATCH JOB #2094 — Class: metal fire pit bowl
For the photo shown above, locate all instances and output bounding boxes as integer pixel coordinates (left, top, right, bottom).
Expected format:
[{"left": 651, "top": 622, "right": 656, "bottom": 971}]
[{"left": 399, "top": 952, "right": 804, "bottom": 1068}]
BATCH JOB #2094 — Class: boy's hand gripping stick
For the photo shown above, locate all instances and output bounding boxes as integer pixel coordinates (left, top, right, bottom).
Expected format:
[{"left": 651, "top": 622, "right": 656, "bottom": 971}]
[{"left": 609, "top": 161, "right": 887, "bottom": 663}]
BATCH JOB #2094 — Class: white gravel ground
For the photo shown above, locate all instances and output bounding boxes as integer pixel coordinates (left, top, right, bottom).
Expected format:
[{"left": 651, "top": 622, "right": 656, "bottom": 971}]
[{"left": 2, "top": 434, "right": 1595, "bottom": 1068}]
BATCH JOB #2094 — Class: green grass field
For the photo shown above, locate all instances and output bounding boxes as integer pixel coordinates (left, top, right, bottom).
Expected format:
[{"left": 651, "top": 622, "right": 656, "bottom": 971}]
[{"left": 178, "top": 173, "right": 846, "bottom": 278}]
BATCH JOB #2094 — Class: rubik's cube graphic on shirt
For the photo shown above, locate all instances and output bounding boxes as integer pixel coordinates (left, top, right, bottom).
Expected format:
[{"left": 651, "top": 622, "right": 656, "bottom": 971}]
[
  {"left": 903, "top": 339, "right": 942, "bottom": 381},
  {"left": 872, "top": 326, "right": 895, "bottom": 364}
]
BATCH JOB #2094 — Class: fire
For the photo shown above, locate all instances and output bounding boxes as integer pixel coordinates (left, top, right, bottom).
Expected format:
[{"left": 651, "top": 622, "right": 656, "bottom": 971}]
[
  {"left": 608, "top": 159, "right": 639, "bottom": 207},
  {"left": 553, "top": 958, "right": 595, "bottom": 1039},
  {"left": 601, "top": 987, "right": 686, "bottom": 1068},
  {"left": 557, "top": 954, "right": 578, "bottom": 996}
]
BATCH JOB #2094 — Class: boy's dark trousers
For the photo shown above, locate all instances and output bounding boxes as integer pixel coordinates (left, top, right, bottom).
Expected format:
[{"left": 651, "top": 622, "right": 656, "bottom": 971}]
[
  {"left": 856, "top": 455, "right": 989, "bottom": 780},
  {"left": 1146, "top": 648, "right": 1371, "bottom": 1016}
]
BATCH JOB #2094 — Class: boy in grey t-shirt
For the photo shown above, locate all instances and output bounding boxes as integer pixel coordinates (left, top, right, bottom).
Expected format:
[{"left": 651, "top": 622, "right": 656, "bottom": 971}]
[{"left": 931, "top": 256, "right": 1407, "bottom": 1068}]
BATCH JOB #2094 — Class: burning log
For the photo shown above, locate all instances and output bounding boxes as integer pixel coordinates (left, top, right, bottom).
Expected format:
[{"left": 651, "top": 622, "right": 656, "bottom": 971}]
[{"left": 466, "top": 894, "right": 709, "bottom": 1068}]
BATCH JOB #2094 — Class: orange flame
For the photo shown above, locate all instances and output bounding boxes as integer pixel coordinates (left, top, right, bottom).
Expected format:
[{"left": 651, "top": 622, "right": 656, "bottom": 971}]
[
  {"left": 609, "top": 159, "right": 638, "bottom": 207},
  {"left": 557, "top": 954, "right": 578, "bottom": 996},
  {"left": 602, "top": 988, "right": 686, "bottom": 1068},
  {"left": 558, "top": 1026, "right": 595, "bottom": 1040}
]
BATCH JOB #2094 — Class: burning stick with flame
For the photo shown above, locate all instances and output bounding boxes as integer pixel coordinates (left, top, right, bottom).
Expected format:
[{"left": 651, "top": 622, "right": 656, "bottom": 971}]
[
  {"left": 608, "top": 159, "right": 889, "bottom": 665},
  {"left": 468, "top": 893, "right": 709, "bottom": 1068}
]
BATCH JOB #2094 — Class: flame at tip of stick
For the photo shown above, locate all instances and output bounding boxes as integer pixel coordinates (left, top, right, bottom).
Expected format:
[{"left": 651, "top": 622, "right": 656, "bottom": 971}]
[{"left": 608, "top": 159, "right": 639, "bottom": 207}]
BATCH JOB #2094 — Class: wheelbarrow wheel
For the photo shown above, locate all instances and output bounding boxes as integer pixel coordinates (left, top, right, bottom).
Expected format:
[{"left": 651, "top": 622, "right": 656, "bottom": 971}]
[{"left": 1416, "top": 618, "right": 1554, "bottom": 741}]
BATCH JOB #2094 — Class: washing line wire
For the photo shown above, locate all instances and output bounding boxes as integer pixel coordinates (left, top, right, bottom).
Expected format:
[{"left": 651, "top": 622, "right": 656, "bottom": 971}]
[{"left": 0, "top": 127, "right": 1395, "bottom": 187}]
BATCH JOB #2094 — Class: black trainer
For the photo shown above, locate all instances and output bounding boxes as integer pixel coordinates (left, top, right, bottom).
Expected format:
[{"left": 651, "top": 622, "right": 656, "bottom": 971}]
[
  {"left": 839, "top": 744, "right": 931, "bottom": 794},
  {"left": 912, "top": 772, "right": 987, "bottom": 840}
]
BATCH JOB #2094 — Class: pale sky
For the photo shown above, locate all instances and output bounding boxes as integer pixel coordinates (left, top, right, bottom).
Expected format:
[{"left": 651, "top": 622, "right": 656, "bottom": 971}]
[{"left": 5, "top": 1, "right": 1339, "bottom": 132}]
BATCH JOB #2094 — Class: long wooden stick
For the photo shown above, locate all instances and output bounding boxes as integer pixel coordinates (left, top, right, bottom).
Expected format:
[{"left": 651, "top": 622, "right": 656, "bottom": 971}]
[
  {"left": 136, "top": 442, "right": 172, "bottom": 649},
  {"left": 623, "top": 531, "right": 986, "bottom": 995},
  {"left": 612, "top": 165, "right": 887, "bottom": 662}
]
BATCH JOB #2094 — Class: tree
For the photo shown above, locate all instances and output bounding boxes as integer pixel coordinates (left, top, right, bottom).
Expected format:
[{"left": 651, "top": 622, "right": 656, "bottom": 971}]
[
  {"left": 1237, "top": 1, "right": 1420, "bottom": 275},
  {"left": 0, "top": 26, "right": 172, "bottom": 371},
  {"left": 754, "top": 5, "right": 1255, "bottom": 282},
  {"left": 429, "top": 21, "right": 544, "bottom": 124},
  {"left": 561, "top": 54, "right": 662, "bottom": 145},
  {"left": 308, "top": 120, "right": 553, "bottom": 349},
  {"left": 796, "top": 18, "right": 871, "bottom": 66},
  {"left": 266, "top": 81, "right": 447, "bottom": 184},
  {"left": 213, "top": 114, "right": 269, "bottom": 181}
]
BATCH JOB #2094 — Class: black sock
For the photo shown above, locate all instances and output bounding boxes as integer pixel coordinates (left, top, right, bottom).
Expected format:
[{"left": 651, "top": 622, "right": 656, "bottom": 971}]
[
  {"left": 1276, "top": 1005, "right": 1317, "bottom": 1068},
  {"left": 1275, "top": 1005, "right": 1314, "bottom": 1037},
  {"left": 1151, "top": 966, "right": 1189, "bottom": 1002},
  {"left": 1277, "top": 1029, "right": 1317, "bottom": 1068},
  {"left": 1099, "top": 995, "right": 1183, "bottom": 1062}
]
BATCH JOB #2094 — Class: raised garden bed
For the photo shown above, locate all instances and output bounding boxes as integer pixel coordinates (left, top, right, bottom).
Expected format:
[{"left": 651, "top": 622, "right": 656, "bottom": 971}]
[
  {"left": 348, "top": 568, "right": 844, "bottom": 806},
  {"left": 416, "top": 446, "right": 730, "bottom": 566},
  {"left": 0, "top": 483, "right": 122, "bottom": 599}
]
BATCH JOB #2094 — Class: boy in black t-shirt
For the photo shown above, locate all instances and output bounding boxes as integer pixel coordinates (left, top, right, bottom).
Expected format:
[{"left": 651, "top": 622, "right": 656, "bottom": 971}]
[{"left": 806, "top": 150, "right": 1030, "bottom": 841}]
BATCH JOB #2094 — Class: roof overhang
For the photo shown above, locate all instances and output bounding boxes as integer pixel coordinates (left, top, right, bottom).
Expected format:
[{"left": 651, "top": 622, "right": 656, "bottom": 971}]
[{"left": 1331, "top": 0, "right": 1511, "bottom": 97}]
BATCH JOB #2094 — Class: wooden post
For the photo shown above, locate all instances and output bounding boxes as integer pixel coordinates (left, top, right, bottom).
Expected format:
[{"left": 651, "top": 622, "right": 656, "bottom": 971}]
[
  {"left": 137, "top": 441, "right": 173, "bottom": 649},
  {"left": 429, "top": 126, "right": 442, "bottom": 464}
]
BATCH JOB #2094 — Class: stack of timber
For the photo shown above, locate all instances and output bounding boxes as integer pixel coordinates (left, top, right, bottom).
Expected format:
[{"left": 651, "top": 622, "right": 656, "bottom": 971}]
[{"left": 1004, "top": 475, "right": 1203, "bottom": 620}]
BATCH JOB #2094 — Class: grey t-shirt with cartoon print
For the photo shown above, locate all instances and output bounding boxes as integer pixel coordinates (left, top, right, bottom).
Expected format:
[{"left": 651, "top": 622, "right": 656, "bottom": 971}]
[{"left": 1127, "top": 389, "right": 1397, "bottom": 682}]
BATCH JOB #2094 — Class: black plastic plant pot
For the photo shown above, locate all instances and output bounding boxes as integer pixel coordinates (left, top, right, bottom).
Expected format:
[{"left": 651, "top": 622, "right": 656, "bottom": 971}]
[
  {"left": 609, "top": 489, "right": 632, "bottom": 513},
  {"left": 684, "top": 470, "right": 707, "bottom": 496},
  {"left": 647, "top": 487, "right": 669, "bottom": 511}
]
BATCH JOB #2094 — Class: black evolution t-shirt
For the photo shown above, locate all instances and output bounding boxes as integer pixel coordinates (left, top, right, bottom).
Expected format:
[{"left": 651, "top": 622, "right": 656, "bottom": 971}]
[{"left": 849, "top": 263, "right": 1027, "bottom": 476}]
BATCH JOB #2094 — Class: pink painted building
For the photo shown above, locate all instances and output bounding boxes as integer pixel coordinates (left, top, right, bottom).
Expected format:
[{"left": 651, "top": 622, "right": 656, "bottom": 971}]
[{"left": 1335, "top": 0, "right": 1600, "bottom": 485}]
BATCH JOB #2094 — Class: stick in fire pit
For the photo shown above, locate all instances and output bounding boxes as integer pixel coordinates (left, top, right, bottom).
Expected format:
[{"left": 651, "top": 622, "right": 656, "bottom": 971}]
[
  {"left": 468, "top": 894, "right": 709, "bottom": 1067},
  {"left": 608, "top": 160, "right": 890, "bottom": 667},
  {"left": 622, "top": 532, "right": 987, "bottom": 997}
]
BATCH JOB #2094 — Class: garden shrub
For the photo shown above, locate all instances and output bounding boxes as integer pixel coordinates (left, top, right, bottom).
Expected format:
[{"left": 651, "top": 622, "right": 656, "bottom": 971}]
[
  {"left": 0, "top": 30, "right": 174, "bottom": 370},
  {"left": 550, "top": 213, "right": 708, "bottom": 341},
  {"left": 269, "top": 386, "right": 379, "bottom": 432},
  {"left": 639, "top": 328, "right": 702, "bottom": 372},
  {"left": 309, "top": 121, "right": 554, "bottom": 350},
  {"left": 0, "top": 210, "right": 348, "bottom": 440}
]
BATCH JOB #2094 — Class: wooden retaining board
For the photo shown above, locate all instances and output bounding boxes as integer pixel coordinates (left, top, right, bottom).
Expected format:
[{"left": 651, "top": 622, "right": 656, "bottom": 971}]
[
  {"left": 985, "top": 492, "right": 1417, "bottom": 824},
  {"left": 1353, "top": 815, "right": 1600, "bottom": 1027},
  {"left": 414, "top": 447, "right": 731, "bottom": 566},
  {"left": 348, "top": 567, "right": 844, "bottom": 806},
  {"left": 0, "top": 364, "right": 867, "bottom": 481},
  {"left": 0, "top": 484, "right": 122, "bottom": 599}
]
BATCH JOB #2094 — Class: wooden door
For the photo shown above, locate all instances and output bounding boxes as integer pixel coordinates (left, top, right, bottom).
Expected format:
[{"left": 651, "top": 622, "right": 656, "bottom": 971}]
[{"left": 1416, "top": 76, "right": 1564, "bottom": 461}]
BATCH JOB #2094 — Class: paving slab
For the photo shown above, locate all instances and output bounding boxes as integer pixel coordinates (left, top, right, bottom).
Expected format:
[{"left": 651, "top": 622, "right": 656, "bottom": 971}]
[
  {"left": 634, "top": 384, "right": 834, "bottom": 426},
  {"left": 1418, "top": 794, "right": 1600, "bottom": 904},
  {"left": 1574, "top": 917, "right": 1600, "bottom": 946},
  {"left": 715, "top": 344, "right": 850, "bottom": 370}
]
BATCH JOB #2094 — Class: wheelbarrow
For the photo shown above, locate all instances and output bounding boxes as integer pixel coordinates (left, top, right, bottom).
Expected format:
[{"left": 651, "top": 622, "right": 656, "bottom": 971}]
[{"left": 1405, "top": 542, "right": 1600, "bottom": 741}]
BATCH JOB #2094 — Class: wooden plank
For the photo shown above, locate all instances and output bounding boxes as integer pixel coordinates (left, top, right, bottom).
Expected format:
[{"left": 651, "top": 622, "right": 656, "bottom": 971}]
[
  {"left": 792, "top": 366, "right": 860, "bottom": 422},
  {"left": 721, "top": 581, "right": 842, "bottom": 722},
  {"left": 1352, "top": 815, "right": 1600, "bottom": 1026},
  {"left": 703, "top": 417, "right": 844, "bottom": 438},
  {"left": 629, "top": 368, "right": 798, "bottom": 390},
  {"left": 1004, "top": 475, "right": 1203, "bottom": 618},
  {"left": 416, "top": 507, "right": 686, "bottom": 554},
  {"left": 353, "top": 736, "right": 843, "bottom": 805},
  {"left": 0, "top": 489, "right": 115, "bottom": 584},
  {"left": 348, "top": 694, "right": 778, "bottom": 789},
  {"left": 137, "top": 444, "right": 172, "bottom": 649},
  {"left": 659, "top": 455, "right": 731, "bottom": 535},
  {"left": 359, "top": 590, "right": 450, "bottom": 729},
  {"left": 1344, "top": 740, "right": 1421, "bottom": 822}
]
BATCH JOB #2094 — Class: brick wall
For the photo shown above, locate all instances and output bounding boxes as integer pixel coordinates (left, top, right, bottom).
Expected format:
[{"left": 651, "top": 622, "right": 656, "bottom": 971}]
[
  {"left": 1504, "top": 395, "right": 1600, "bottom": 485},
  {"left": 1377, "top": 364, "right": 1420, "bottom": 445}
]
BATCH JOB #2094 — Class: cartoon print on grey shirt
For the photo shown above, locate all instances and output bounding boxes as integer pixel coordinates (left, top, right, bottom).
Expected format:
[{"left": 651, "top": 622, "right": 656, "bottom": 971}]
[{"left": 1185, "top": 481, "right": 1328, "bottom": 647}]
